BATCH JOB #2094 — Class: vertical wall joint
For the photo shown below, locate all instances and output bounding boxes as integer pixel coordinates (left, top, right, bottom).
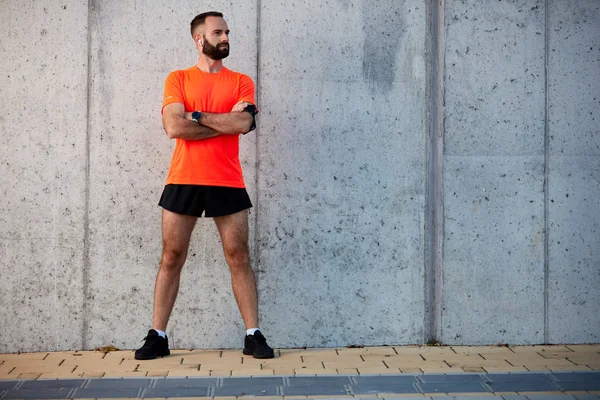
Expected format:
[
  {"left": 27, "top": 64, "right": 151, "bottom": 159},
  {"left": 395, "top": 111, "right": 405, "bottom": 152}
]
[{"left": 425, "top": 0, "right": 445, "bottom": 344}]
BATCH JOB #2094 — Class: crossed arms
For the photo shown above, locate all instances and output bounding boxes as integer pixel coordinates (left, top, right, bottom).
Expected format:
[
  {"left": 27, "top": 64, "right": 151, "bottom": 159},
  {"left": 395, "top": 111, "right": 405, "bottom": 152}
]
[{"left": 162, "top": 101, "right": 255, "bottom": 140}]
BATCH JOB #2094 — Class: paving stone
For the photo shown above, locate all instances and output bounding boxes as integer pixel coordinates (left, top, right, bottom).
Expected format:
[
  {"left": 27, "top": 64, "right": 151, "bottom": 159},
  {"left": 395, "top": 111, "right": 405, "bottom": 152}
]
[
  {"left": 154, "top": 377, "right": 218, "bottom": 388},
  {"left": 453, "top": 397, "right": 499, "bottom": 400},
  {"left": 501, "top": 396, "right": 529, "bottom": 400},
  {"left": 20, "top": 379, "right": 86, "bottom": 389},
  {"left": 419, "top": 382, "right": 490, "bottom": 393},
  {"left": 418, "top": 374, "right": 487, "bottom": 383},
  {"left": 220, "top": 377, "right": 285, "bottom": 386},
  {"left": 486, "top": 381, "right": 559, "bottom": 392},
  {"left": 552, "top": 372, "right": 600, "bottom": 382},
  {"left": 572, "top": 395, "right": 600, "bottom": 400},
  {"left": 373, "top": 398, "right": 427, "bottom": 400},
  {"left": 486, "top": 374, "right": 553, "bottom": 382},
  {"left": 288, "top": 376, "right": 353, "bottom": 386},
  {"left": 350, "top": 383, "right": 418, "bottom": 395},
  {"left": 213, "top": 385, "right": 279, "bottom": 396},
  {"left": 85, "top": 378, "right": 152, "bottom": 388},
  {"left": 0, "top": 381, "right": 19, "bottom": 390},
  {"left": 353, "top": 375, "right": 418, "bottom": 385},
  {"left": 71, "top": 387, "right": 141, "bottom": 398},
  {"left": 554, "top": 381, "right": 600, "bottom": 391},
  {"left": 281, "top": 385, "right": 350, "bottom": 396},
  {"left": 3, "top": 388, "right": 72, "bottom": 399},
  {"left": 524, "top": 396, "right": 577, "bottom": 400},
  {"left": 143, "top": 386, "right": 211, "bottom": 397}
]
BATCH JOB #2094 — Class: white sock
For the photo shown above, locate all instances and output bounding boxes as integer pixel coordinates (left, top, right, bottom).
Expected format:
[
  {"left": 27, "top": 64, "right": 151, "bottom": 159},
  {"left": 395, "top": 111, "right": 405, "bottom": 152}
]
[
  {"left": 246, "top": 328, "right": 260, "bottom": 336},
  {"left": 154, "top": 329, "right": 166, "bottom": 338}
]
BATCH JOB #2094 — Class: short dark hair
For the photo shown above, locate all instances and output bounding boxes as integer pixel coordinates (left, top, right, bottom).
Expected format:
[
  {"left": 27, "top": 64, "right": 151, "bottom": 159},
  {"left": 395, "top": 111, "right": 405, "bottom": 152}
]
[{"left": 190, "top": 11, "right": 224, "bottom": 37}]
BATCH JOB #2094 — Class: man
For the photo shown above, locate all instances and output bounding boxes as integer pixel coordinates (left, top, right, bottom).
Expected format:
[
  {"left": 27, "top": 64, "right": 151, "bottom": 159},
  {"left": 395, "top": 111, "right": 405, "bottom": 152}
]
[{"left": 135, "top": 11, "right": 274, "bottom": 360}]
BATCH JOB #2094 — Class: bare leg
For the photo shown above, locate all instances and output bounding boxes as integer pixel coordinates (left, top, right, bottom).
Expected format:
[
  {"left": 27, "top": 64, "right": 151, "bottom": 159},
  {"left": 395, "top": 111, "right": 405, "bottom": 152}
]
[
  {"left": 152, "top": 209, "right": 197, "bottom": 331},
  {"left": 214, "top": 209, "right": 258, "bottom": 329}
]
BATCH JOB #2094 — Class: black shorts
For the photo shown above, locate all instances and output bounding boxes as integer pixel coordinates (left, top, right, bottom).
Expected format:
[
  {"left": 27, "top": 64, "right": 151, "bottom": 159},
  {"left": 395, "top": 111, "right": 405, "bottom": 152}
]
[{"left": 158, "top": 184, "right": 252, "bottom": 218}]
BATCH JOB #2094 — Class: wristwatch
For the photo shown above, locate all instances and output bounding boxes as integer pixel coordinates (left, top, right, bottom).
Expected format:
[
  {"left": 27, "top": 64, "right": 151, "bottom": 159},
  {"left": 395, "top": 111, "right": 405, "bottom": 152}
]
[{"left": 191, "top": 111, "right": 202, "bottom": 124}]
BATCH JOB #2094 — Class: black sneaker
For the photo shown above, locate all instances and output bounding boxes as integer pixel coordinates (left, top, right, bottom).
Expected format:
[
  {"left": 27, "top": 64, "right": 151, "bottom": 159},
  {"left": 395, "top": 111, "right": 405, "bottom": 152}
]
[
  {"left": 134, "top": 329, "right": 170, "bottom": 360},
  {"left": 243, "top": 331, "right": 275, "bottom": 359}
]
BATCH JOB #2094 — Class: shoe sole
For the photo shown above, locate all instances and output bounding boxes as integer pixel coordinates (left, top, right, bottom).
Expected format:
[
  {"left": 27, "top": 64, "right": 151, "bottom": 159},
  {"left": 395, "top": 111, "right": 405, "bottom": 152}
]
[
  {"left": 242, "top": 349, "right": 274, "bottom": 359},
  {"left": 135, "top": 351, "right": 170, "bottom": 361}
]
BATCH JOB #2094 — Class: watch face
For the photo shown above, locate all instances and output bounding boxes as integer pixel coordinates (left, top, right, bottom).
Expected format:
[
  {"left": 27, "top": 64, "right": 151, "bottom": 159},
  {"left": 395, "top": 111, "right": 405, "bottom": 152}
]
[{"left": 191, "top": 111, "right": 201, "bottom": 122}]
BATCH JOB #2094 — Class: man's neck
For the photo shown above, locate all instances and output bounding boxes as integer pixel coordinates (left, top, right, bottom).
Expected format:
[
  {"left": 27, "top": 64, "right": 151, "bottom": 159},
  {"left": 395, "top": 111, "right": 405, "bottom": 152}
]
[{"left": 196, "top": 56, "right": 223, "bottom": 73}]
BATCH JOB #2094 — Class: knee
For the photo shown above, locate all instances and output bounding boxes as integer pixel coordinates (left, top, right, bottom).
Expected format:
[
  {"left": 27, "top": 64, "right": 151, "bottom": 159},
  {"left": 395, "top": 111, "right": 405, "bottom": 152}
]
[
  {"left": 160, "top": 248, "right": 187, "bottom": 271},
  {"left": 223, "top": 243, "right": 249, "bottom": 270}
]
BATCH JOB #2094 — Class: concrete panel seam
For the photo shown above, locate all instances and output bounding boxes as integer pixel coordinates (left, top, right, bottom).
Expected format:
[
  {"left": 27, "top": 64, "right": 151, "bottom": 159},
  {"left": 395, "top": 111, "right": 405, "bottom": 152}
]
[
  {"left": 543, "top": 0, "right": 550, "bottom": 345},
  {"left": 82, "top": 0, "right": 93, "bottom": 350},
  {"left": 425, "top": 0, "right": 445, "bottom": 344}
]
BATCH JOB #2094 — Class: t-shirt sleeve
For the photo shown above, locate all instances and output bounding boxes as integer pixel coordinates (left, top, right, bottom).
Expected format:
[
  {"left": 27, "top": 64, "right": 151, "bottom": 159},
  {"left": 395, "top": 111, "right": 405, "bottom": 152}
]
[
  {"left": 238, "top": 74, "right": 256, "bottom": 105},
  {"left": 161, "top": 71, "right": 184, "bottom": 113}
]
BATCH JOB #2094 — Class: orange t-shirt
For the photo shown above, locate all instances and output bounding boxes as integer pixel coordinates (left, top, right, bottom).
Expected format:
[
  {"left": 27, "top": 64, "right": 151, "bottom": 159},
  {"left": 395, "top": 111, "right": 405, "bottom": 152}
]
[{"left": 161, "top": 66, "right": 255, "bottom": 188}]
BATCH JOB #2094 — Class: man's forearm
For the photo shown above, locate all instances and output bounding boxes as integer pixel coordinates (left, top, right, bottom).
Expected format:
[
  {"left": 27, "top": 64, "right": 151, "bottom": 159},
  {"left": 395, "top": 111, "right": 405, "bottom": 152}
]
[
  {"left": 199, "top": 112, "right": 253, "bottom": 135},
  {"left": 165, "top": 116, "right": 221, "bottom": 140}
]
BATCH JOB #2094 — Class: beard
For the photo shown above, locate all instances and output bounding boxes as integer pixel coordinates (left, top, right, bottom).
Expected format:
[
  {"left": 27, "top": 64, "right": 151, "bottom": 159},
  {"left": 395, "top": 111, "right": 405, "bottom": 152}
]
[{"left": 202, "top": 36, "right": 229, "bottom": 60}]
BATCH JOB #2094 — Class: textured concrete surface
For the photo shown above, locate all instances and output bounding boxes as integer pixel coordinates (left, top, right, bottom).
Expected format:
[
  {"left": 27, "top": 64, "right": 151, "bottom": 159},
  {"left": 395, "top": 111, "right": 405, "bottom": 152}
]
[
  {"left": 442, "top": 156, "right": 545, "bottom": 344},
  {"left": 1, "top": 0, "right": 600, "bottom": 353},
  {"left": 84, "top": 0, "right": 258, "bottom": 350},
  {"left": 0, "top": 1, "right": 89, "bottom": 352},
  {"left": 442, "top": 0, "right": 546, "bottom": 344},
  {"left": 546, "top": 1, "right": 600, "bottom": 344},
  {"left": 256, "top": 0, "right": 427, "bottom": 347}
]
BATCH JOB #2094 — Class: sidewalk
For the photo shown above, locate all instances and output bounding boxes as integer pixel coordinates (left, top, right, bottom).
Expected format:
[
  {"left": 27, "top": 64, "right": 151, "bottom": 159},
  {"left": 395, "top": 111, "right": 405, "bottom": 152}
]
[{"left": 0, "top": 344, "right": 598, "bottom": 399}]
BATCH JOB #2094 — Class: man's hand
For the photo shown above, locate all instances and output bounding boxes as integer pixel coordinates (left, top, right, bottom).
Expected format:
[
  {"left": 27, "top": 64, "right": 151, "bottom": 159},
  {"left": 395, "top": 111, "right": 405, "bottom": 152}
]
[{"left": 231, "top": 101, "right": 253, "bottom": 112}]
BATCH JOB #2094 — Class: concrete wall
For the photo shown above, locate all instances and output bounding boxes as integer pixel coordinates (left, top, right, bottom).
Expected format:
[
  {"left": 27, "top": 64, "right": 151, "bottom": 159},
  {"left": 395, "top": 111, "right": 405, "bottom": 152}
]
[{"left": 0, "top": 0, "right": 598, "bottom": 352}]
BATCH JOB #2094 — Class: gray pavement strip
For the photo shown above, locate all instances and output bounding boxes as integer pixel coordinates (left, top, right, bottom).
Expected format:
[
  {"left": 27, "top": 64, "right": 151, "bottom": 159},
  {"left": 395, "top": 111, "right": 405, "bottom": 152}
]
[
  {"left": 71, "top": 387, "right": 142, "bottom": 398},
  {"left": 524, "top": 396, "right": 578, "bottom": 400},
  {"left": 353, "top": 375, "right": 419, "bottom": 384},
  {"left": 153, "top": 377, "right": 217, "bottom": 388},
  {"left": 500, "top": 396, "right": 530, "bottom": 400},
  {"left": 142, "top": 386, "right": 211, "bottom": 397},
  {"left": 219, "top": 376, "right": 285, "bottom": 386},
  {"left": 288, "top": 376, "right": 354, "bottom": 386},
  {"left": 84, "top": 378, "right": 152, "bottom": 388},
  {"left": 486, "top": 373, "right": 553, "bottom": 382},
  {"left": 20, "top": 379, "right": 86, "bottom": 389},
  {"left": 0, "top": 381, "right": 19, "bottom": 390},
  {"left": 3, "top": 388, "right": 72, "bottom": 399},
  {"left": 452, "top": 397, "right": 501, "bottom": 400},
  {"left": 554, "top": 380, "right": 600, "bottom": 391},
  {"left": 552, "top": 372, "right": 600, "bottom": 382},
  {"left": 485, "top": 380, "right": 560, "bottom": 392},
  {"left": 350, "top": 382, "right": 419, "bottom": 395},
  {"left": 213, "top": 385, "right": 279, "bottom": 396},
  {"left": 417, "top": 373, "right": 488, "bottom": 383},
  {"left": 375, "top": 398, "right": 432, "bottom": 400},
  {"left": 282, "top": 385, "right": 350, "bottom": 396},
  {"left": 419, "top": 382, "right": 491, "bottom": 393},
  {"left": 2, "top": 371, "right": 599, "bottom": 398}
]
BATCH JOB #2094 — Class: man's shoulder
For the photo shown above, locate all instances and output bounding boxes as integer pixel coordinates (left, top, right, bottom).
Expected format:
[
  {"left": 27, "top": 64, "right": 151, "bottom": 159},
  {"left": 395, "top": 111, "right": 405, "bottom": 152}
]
[
  {"left": 166, "top": 66, "right": 196, "bottom": 78},
  {"left": 222, "top": 67, "right": 252, "bottom": 80}
]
